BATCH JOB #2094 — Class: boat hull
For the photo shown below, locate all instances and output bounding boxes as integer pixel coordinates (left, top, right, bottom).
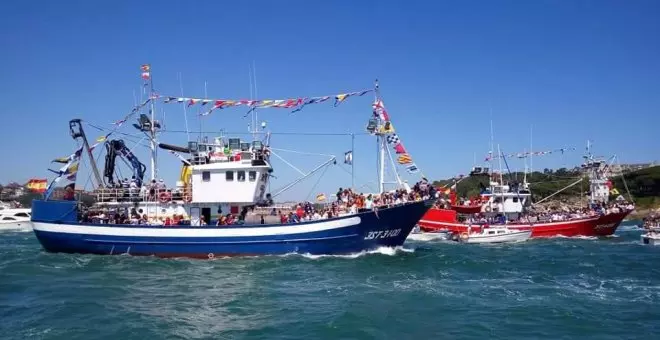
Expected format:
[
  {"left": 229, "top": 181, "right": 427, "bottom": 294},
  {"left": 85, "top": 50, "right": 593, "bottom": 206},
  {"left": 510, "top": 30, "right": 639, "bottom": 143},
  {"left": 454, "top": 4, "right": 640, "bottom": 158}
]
[
  {"left": 459, "top": 230, "right": 531, "bottom": 244},
  {"left": 0, "top": 221, "right": 32, "bottom": 231},
  {"left": 418, "top": 208, "right": 631, "bottom": 238},
  {"left": 641, "top": 234, "right": 660, "bottom": 246},
  {"left": 31, "top": 199, "right": 434, "bottom": 257}
]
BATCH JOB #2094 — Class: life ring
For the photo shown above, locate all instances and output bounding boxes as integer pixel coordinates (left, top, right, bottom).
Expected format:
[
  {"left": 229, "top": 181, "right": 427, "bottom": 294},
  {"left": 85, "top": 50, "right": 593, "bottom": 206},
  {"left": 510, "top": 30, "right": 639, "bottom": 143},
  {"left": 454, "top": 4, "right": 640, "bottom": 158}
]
[
  {"left": 460, "top": 232, "right": 469, "bottom": 240},
  {"left": 208, "top": 253, "right": 215, "bottom": 259},
  {"left": 183, "top": 193, "right": 192, "bottom": 203},
  {"left": 159, "top": 191, "right": 171, "bottom": 203}
]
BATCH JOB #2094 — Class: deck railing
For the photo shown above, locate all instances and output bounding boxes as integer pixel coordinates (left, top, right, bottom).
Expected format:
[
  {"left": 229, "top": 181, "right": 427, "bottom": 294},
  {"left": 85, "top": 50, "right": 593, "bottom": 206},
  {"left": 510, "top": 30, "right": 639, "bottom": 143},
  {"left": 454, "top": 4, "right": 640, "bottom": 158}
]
[{"left": 94, "top": 186, "right": 192, "bottom": 204}]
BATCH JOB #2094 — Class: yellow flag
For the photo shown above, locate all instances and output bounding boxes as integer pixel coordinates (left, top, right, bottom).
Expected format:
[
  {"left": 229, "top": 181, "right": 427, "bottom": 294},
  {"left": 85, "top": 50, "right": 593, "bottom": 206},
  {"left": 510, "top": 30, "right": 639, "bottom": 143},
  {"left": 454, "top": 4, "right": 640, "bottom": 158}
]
[
  {"left": 65, "top": 162, "right": 79, "bottom": 175},
  {"left": 610, "top": 188, "right": 620, "bottom": 195}
]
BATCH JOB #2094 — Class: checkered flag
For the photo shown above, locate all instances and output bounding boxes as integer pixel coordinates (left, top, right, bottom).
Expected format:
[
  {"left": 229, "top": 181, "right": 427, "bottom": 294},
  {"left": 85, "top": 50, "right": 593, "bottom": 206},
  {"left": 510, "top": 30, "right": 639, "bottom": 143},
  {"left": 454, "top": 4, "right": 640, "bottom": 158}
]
[{"left": 386, "top": 134, "right": 400, "bottom": 145}]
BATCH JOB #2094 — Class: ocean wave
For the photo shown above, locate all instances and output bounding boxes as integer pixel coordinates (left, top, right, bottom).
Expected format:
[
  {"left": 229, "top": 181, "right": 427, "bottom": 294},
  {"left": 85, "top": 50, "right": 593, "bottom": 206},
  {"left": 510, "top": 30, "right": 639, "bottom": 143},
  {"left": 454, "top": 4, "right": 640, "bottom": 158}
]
[
  {"left": 295, "top": 246, "right": 415, "bottom": 259},
  {"left": 550, "top": 235, "right": 599, "bottom": 240}
]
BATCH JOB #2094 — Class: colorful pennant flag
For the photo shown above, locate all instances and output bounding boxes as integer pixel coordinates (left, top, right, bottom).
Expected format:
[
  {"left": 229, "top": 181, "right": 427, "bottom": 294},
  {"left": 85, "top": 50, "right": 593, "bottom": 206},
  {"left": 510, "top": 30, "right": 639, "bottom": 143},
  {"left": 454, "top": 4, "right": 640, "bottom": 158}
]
[
  {"left": 398, "top": 154, "right": 412, "bottom": 164},
  {"left": 344, "top": 151, "right": 353, "bottom": 165},
  {"left": 161, "top": 90, "right": 373, "bottom": 116},
  {"left": 379, "top": 121, "right": 394, "bottom": 134},
  {"left": 386, "top": 134, "right": 400, "bottom": 145},
  {"left": 406, "top": 164, "right": 419, "bottom": 174},
  {"left": 372, "top": 99, "right": 390, "bottom": 122},
  {"left": 141, "top": 64, "right": 151, "bottom": 80},
  {"left": 394, "top": 143, "right": 407, "bottom": 154},
  {"left": 51, "top": 146, "right": 83, "bottom": 164}
]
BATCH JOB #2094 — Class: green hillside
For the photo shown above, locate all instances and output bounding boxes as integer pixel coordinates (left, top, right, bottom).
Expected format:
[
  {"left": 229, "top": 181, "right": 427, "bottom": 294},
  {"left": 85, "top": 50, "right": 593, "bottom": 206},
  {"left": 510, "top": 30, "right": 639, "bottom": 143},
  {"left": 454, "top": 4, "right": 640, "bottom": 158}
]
[
  {"left": 612, "top": 166, "right": 660, "bottom": 208},
  {"left": 432, "top": 166, "right": 660, "bottom": 206}
]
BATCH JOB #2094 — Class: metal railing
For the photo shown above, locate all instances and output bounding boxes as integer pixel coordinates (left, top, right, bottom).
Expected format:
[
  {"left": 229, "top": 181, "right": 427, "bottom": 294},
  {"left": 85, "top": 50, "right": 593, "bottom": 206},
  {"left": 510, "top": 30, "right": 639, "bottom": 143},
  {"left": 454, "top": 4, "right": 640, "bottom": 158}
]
[{"left": 94, "top": 186, "right": 192, "bottom": 204}]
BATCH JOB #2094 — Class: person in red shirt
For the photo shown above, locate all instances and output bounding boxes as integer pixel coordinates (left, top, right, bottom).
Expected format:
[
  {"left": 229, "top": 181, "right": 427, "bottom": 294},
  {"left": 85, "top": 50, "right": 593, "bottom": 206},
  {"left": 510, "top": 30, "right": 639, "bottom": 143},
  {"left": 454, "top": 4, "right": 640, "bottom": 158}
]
[{"left": 296, "top": 205, "right": 304, "bottom": 220}]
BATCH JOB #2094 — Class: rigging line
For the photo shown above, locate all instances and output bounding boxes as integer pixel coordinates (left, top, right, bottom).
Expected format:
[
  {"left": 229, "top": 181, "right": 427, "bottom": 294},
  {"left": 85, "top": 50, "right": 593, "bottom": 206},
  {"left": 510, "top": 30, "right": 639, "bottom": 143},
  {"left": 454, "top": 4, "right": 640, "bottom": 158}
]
[
  {"left": 159, "top": 129, "right": 370, "bottom": 136},
  {"left": 84, "top": 122, "right": 145, "bottom": 140},
  {"left": 268, "top": 147, "right": 335, "bottom": 158},
  {"left": 306, "top": 163, "right": 331, "bottom": 202},
  {"left": 269, "top": 150, "right": 306, "bottom": 176},
  {"left": 615, "top": 155, "right": 635, "bottom": 203},
  {"left": 178, "top": 72, "right": 191, "bottom": 142}
]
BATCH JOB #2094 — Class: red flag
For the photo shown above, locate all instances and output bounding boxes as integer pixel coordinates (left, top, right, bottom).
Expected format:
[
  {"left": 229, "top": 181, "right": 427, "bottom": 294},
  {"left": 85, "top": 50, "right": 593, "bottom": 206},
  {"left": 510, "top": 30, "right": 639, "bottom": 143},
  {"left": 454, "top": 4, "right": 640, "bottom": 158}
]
[{"left": 394, "top": 143, "right": 406, "bottom": 154}]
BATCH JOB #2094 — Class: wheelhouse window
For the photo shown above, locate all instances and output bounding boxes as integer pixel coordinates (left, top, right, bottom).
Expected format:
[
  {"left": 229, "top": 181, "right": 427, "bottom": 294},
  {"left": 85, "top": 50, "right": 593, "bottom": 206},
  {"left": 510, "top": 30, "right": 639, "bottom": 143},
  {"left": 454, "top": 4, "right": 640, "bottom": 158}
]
[
  {"left": 226, "top": 171, "right": 234, "bottom": 181},
  {"left": 14, "top": 212, "right": 30, "bottom": 218},
  {"left": 237, "top": 171, "right": 246, "bottom": 182},
  {"left": 2, "top": 217, "right": 16, "bottom": 221},
  {"left": 202, "top": 171, "right": 211, "bottom": 182},
  {"left": 248, "top": 171, "right": 257, "bottom": 182}
]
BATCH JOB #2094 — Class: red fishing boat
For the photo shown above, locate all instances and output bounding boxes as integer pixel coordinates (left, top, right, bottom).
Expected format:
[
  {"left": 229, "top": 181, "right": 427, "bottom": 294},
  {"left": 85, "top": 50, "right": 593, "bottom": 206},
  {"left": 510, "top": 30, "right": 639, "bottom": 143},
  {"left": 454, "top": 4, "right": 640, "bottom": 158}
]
[{"left": 419, "top": 144, "right": 633, "bottom": 238}]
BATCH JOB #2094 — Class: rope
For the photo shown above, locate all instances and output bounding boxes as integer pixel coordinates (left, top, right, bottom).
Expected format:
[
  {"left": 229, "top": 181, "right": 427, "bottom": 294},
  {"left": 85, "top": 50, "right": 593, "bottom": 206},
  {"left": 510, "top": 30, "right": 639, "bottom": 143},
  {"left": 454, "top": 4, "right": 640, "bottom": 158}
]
[
  {"left": 616, "top": 157, "right": 635, "bottom": 203},
  {"left": 306, "top": 163, "right": 331, "bottom": 202}
]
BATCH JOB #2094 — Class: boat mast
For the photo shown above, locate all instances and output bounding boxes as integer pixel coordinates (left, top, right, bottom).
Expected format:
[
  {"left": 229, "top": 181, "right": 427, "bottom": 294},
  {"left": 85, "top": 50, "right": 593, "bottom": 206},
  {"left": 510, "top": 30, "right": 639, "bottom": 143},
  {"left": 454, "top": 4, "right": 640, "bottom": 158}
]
[
  {"left": 375, "top": 80, "right": 386, "bottom": 193},
  {"left": 147, "top": 64, "right": 157, "bottom": 181},
  {"left": 69, "top": 119, "right": 103, "bottom": 187},
  {"left": 529, "top": 125, "right": 533, "bottom": 182}
]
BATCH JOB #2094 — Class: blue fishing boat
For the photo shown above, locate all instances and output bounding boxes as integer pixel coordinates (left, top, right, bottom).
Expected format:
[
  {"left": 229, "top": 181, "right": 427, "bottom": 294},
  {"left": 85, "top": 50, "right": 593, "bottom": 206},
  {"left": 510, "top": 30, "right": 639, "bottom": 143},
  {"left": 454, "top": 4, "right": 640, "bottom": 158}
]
[{"left": 31, "top": 65, "right": 435, "bottom": 257}]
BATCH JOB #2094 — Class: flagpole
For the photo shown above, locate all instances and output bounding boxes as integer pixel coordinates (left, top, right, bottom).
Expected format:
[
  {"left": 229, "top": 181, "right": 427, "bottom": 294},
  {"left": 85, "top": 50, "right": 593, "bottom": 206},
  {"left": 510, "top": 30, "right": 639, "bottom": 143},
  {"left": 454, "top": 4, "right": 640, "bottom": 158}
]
[{"left": 351, "top": 132, "right": 355, "bottom": 189}]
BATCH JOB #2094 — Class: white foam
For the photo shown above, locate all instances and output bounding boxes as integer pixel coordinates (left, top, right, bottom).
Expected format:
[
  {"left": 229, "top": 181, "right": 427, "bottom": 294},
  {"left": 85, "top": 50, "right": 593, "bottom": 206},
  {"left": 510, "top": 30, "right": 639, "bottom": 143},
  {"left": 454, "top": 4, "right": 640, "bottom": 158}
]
[{"left": 292, "top": 246, "right": 415, "bottom": 260}]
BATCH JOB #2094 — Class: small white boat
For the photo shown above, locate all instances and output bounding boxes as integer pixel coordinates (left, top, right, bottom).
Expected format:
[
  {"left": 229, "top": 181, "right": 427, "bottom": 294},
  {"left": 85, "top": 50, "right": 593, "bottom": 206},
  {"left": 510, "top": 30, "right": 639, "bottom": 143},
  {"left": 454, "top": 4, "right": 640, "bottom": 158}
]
[
  {"left": 458, "top": 226, "right": 531, "bottom": 244},
  {"left": 407, "top": 225, "right": 452, "bottom": 242},
  {"left": 641, "top": 228, "right": 660, "bottom": 246},
  {"left": 0, "top": 208, "right": 33, "bottom": 231}
]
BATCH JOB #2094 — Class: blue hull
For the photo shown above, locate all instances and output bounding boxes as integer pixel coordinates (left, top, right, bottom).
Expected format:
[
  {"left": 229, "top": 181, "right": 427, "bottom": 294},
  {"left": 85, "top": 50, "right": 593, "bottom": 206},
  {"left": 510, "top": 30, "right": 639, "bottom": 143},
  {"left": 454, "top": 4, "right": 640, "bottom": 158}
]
[{"left": 31, "top": 200, "right": 434, "bottom": 257}]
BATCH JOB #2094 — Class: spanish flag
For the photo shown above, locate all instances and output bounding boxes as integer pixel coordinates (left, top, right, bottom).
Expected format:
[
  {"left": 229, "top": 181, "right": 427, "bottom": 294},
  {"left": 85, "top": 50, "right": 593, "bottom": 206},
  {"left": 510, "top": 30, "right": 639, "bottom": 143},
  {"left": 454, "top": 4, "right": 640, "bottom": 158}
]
[
  {"left": 316, "top": 193, "right": 326, "bottom": 201},
  {"left": 141, "top": 64, "right": 150, "bottom": 72},
  {"left": 27, "top": 179, "right": 48, "bottom": 193}
]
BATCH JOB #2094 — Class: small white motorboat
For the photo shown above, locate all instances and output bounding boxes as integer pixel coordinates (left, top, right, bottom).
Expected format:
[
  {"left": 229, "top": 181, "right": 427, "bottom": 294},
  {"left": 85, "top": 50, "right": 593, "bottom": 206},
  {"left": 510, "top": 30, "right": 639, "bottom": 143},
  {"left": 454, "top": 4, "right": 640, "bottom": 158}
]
[
  {"left": 407, "top": 225, "right": 452, "bottom": 242},
  {"left": 0, "top": 206, "right": 33, "bottom": 231},
  {"left": 458, "top": 226, "right": 531, "bottom": 244},
  {"left": 641, "top": 228, "right": 660, "bottom": 246}
]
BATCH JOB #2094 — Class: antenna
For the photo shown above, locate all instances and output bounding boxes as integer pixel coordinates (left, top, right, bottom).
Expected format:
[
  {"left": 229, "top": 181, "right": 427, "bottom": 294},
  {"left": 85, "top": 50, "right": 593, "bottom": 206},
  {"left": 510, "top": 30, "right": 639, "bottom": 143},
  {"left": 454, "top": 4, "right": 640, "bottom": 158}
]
[
  {"left": 201, "top": 80, "right": 207, "bottom": 141},
  {"left": 178, "top": 72, "right": 191, "bottom": 142},
  {"left": 252, "top": 61, "right": 259, "bottom": 141},
  {"left": 530, "top": 125, "right": 533, "bottom": 177}
]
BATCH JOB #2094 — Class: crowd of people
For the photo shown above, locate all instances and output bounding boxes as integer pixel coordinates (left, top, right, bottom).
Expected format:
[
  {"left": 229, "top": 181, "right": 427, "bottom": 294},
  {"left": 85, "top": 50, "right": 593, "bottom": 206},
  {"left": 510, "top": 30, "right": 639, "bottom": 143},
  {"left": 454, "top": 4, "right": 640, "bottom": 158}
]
[
  {"left": 453, "top": 199, "right": 635, "bottom": 225},
  {"left": 276, "top": 180, "right": 437, "bottom": 224},
  {"left": 643, "top": 212, "right": 660, "bottom": 230}
]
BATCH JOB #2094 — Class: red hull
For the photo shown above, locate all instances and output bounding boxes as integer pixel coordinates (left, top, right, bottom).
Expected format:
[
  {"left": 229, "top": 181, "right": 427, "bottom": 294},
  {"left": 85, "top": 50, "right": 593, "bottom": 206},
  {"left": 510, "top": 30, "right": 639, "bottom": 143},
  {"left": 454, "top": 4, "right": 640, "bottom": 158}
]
[
  {"left": 451, "top": 204, "right": 482, "bottom": 214},
  {"left": 418, "top": 208, "right": 630, "bottom": 238}
]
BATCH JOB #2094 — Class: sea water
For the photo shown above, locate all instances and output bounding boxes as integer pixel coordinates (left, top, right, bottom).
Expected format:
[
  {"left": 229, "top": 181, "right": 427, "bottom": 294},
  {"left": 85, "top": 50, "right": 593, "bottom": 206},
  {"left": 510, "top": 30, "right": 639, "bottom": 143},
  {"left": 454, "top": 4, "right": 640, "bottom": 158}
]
[{"left": 1, "top": 223, "right": 658, "bottom": 339}]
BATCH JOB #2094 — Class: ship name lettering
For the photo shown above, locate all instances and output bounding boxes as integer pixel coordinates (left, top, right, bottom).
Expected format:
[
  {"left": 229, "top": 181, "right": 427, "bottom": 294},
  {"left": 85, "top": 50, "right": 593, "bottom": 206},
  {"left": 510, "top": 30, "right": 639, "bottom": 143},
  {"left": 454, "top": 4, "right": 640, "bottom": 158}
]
[{"left": 364, "top": 229, "right": 401, "bottom": 240}]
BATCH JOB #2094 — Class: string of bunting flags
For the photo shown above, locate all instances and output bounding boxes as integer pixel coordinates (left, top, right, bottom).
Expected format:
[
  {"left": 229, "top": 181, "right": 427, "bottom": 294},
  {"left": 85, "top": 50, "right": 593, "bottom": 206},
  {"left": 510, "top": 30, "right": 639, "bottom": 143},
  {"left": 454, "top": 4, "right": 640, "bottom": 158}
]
[
  {"left": 88, "top": 97, "right": 153, "bottom": 152},
  {"left": 485, "top": 147, "right": 576, "bottom": 161},
  {"left": 158, "top": 89, "right": 373, "bottom": 116},
  {"left": 44, "top": 145, "right": 84, "bottom": 198},
  {"left": 375, "top": 99, "right": 420, "bottom": 175}
]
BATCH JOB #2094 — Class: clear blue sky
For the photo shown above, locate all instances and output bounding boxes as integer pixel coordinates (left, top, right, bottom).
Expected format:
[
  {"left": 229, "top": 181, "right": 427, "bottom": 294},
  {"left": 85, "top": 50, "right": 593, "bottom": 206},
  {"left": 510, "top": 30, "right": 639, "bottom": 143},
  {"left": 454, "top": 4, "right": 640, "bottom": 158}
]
[{"left": 1, "top": 0, "right": 658, "bottom": 201}]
